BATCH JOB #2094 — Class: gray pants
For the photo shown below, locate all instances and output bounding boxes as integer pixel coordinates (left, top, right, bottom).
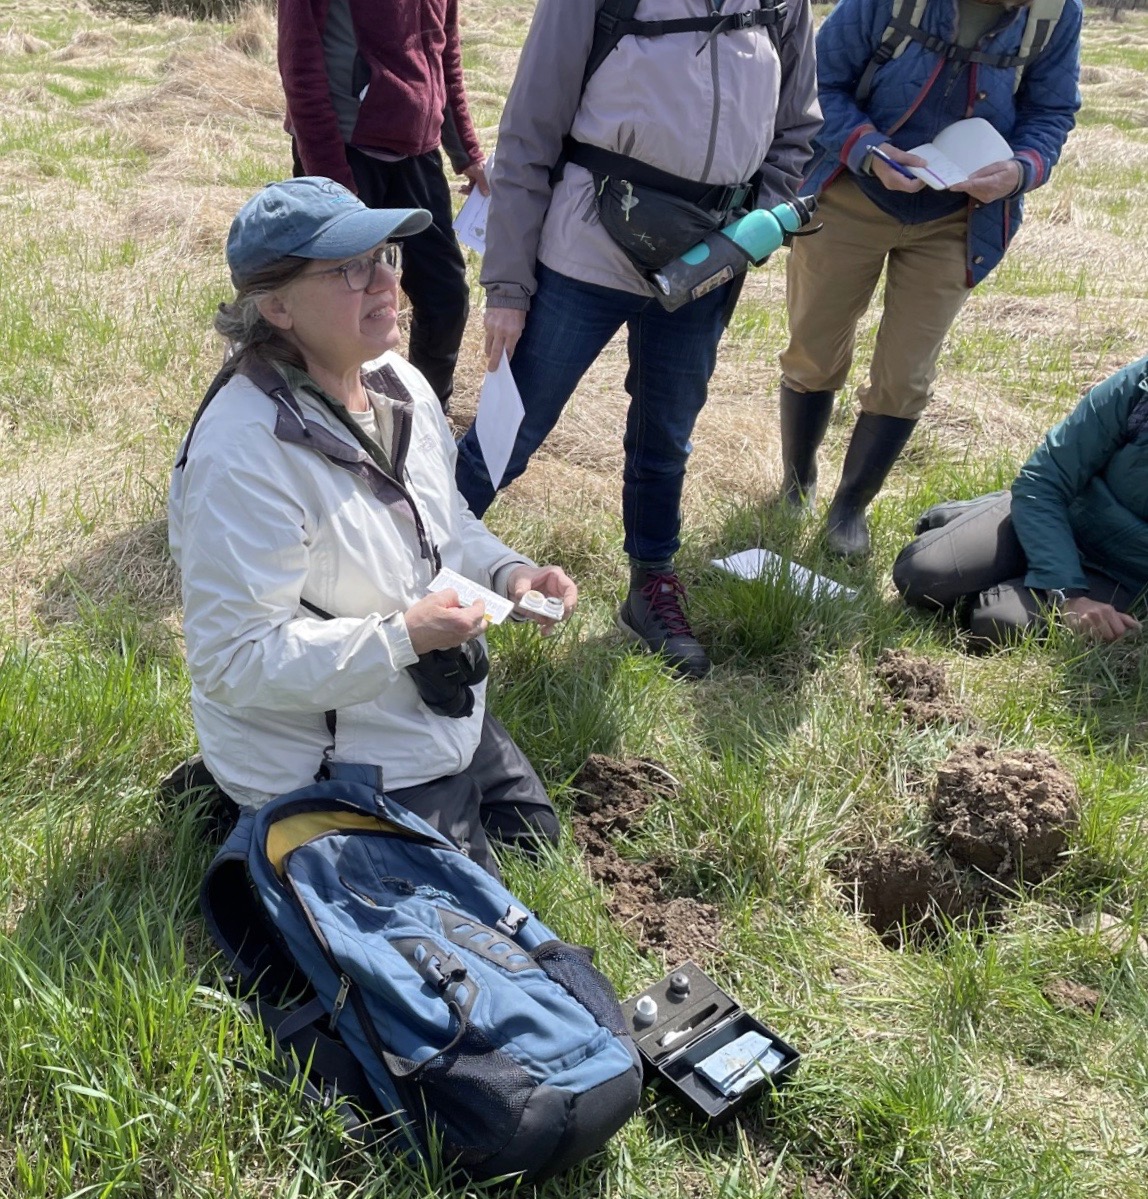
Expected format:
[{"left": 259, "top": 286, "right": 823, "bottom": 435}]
[
  {"left": 329, "top": 714, "right": 559, "bottom": 880},
  {"left": 893, "top": 491, "right": 1132, "bottom": 646}
]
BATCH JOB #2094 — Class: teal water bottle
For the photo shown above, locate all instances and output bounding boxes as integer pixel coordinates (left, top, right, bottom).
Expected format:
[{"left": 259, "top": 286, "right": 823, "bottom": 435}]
[{"left": 651, "top": 195, "right": 818, "bottom": 312}]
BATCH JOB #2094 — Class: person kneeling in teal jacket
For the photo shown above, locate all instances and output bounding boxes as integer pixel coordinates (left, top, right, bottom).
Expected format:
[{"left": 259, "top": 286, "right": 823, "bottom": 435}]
[{"left": 893, "top": 356, "right": 1148, "bottom": 646}]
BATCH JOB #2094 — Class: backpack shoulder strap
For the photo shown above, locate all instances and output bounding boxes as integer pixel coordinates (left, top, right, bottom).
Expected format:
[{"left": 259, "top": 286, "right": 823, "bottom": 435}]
[
  {"left": 856, "top": 0, "right": 929, "bottom": 104},
  {"left": 175, "top": 359, "right": 237, "bottom": 469},
  {"left": 582, "top": 0, "right": 786, "bottom": 88},
  {"left": 199, "top": 812, "right": 384, "bottom": 1138},
  {"left": 1011, "top": 0, "right": 1066, "bottom": 92},
  {"left": 583, "top": 0, "right": 643, "bottom": 87}
]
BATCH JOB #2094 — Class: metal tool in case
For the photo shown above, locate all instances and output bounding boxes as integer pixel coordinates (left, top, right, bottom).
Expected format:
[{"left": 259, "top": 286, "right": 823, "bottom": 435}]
[{"left": 622, "top": 962, "right": 800, "bottom": 1121}]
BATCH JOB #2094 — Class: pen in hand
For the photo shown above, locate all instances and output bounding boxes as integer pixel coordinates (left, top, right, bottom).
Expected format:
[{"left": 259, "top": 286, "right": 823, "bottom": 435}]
[{"left": 869, "top": 145, "right": 921, "bottom": 183}]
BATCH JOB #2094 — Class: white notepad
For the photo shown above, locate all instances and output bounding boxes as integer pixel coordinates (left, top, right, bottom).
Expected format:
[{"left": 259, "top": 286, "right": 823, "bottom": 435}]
[{"left": 907, "top": 118, "right": 1013, "bottom": 190}]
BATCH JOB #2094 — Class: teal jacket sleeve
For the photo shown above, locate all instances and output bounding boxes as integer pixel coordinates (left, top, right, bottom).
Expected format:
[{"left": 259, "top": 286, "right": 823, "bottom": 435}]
[{"left": 1010, "top": 359, "right": 1148, "bottom": 593}]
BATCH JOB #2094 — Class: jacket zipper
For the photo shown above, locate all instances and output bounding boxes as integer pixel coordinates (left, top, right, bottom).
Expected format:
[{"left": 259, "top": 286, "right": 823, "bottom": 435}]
[{"left": 701, "top": 0, "right": 723, "bottom": 182}]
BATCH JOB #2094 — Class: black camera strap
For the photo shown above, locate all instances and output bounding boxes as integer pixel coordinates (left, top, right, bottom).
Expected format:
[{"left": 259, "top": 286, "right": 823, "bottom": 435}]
[{"left": 297, "top": 599, "right": 339, "bottom": 755}]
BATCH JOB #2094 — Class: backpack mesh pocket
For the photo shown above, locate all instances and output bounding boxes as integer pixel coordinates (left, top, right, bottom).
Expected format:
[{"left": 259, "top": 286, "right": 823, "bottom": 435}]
[
  {"left": 408, "top": 1024, "right": 535, "bottom": 1166},
  {"left": 532, "top": 942, "right": 628, "bottom": 1038}
]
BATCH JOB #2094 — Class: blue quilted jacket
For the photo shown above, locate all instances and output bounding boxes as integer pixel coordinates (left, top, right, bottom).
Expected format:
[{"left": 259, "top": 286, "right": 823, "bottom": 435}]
[{"left": 805, "top": 0, "right": 1082, "bottom": 285}]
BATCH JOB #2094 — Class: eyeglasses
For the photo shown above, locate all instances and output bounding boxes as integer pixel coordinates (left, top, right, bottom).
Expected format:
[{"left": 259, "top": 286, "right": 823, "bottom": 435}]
[{"left": 306, "top": 243, "right": 402, "bottom": 292}]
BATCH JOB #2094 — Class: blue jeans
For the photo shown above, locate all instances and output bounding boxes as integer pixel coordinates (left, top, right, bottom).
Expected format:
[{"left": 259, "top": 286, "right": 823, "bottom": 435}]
[{"left": 455, "top": 264, "right": 731, "bottom": 564}]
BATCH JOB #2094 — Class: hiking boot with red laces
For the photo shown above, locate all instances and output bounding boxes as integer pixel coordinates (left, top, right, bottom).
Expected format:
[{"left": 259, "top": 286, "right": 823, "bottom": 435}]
[{"left": 617, "top": 566, "right": 712, "bottom": 680}]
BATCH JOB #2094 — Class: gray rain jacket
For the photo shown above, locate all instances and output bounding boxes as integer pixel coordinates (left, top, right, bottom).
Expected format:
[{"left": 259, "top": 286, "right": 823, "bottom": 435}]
[{"left": 482, "top": 0, "right": 822, "bottom": 306}]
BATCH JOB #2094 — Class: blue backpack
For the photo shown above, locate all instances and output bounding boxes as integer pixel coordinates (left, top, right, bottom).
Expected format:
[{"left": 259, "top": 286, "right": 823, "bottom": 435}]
[{"left": 201, "top": 777, "right": 643, "bottom": 1182}]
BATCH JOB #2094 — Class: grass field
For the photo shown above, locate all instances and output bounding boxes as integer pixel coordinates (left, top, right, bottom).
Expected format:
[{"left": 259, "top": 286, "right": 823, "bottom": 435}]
[{"left": 2, "top": 2, "right": 1148, "bottom": 1196}]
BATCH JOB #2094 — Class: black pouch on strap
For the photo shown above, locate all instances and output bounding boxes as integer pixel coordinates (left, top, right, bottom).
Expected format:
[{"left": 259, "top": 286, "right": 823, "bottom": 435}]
[
  {"left": 563, "top": 139, "right": 753, "bottom": 274},
  {"left": 595, "top": 177, "right": 725, "bottom": 273}
]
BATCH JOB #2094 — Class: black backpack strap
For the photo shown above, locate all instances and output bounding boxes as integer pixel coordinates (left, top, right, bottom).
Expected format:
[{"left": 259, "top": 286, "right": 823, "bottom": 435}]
[
  {"left": 298, "top": 599, "right": 338, "bottom": 756},
  {"left": 200, "top": 814, "right": 383, "bottom": 1138},
  {"left": 564, "top": 139, "right": 758, "bottom": 212},
  {"left": 200, "top": 814, "right": 307, "bottom": 999},
  {"left": 583, "top": 0, "right": 642, "bottom": 86},
  {"left": 249, "top": 994, "right": 382, "bottom": 1139},
  {"left": 176, "top": 359, "right": 238, "bottom": 469},
  {"left": 583, "top": 0, "right": 786, "bottom": 87}
]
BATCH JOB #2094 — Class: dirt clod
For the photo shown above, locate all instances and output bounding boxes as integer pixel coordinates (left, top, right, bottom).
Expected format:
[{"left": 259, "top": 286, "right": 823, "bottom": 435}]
[
  {"left": 932, "top": 742, "right": 1079, "bottom": 881},
  {"left": 1042, "top": 978, "right": 1107, "bottom": 1018},
  {"left": 570, "top": 755, "right": 721, "bottom": 963},
  {"left": 874, "top": 648, "right": 967, "bottom": 728}
]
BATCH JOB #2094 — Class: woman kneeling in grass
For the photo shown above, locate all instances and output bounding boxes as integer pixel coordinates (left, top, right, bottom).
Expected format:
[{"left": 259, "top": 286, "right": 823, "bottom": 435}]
[
  {"left": 168, "top": 177, "right": 576, "bottom": 876},
  {"left": 893, "top": 356, "right": 1148, "bottom": 647}
]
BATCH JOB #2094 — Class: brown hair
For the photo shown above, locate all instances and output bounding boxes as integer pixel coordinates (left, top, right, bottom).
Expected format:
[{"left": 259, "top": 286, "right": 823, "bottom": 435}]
[{"left": 213, "top": 256, "right": 311, "bottom": 372}]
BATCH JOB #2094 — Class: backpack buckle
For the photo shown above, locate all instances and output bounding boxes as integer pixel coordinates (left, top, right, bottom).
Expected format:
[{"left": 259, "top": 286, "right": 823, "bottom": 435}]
[
  {"left": 424, "top": 952, "right": 467, "bottom": 992},
  {"left": 495, "top": 905, "right": 530, "bottom": 937}
]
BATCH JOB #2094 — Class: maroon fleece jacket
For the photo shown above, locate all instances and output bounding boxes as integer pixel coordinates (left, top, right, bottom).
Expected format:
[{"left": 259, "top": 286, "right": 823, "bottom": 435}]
[{"left": 278, "top": 0, "right": 482, "bottom": 192}]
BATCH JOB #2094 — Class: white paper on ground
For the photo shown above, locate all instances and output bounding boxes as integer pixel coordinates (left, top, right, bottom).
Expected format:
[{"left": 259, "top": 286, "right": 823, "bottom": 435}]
[
  {"left": 475, "top": 349, "right": 524, "bottom": 491},
  {"left": 452, "top": 150, "right": 494, "bottom": 254},
  {"left": 907, "top": 117, "right": 1014, "bottom": 190},
  {"left": 710, "top": 548, "right": 857, "bottom": 601},
  {"left": 427, "top": 566, "right": 515, "bottom": 625}
]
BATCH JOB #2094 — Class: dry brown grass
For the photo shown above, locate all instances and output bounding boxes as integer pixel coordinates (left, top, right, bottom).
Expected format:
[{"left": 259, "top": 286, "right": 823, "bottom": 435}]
[
  {"left": 0, "top": 1, "right": 286, "bottom": 636},
  {"left": 1, "top": 0, "right": 1146, "bottom": 643}
]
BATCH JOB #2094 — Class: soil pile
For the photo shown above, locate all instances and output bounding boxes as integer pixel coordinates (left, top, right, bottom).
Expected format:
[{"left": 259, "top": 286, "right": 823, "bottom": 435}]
[
  {"left": 932, "top": 742, "right": 1079, "bottom": 881},
  {"left": 570, "top": 755, "right": 721, "bottom": 963},
  {"left": 834, "top": 741, "right": 1077, "bottom": 941},
  {"left": 874, "top": 648, "right": 967, "bottom": 728}
]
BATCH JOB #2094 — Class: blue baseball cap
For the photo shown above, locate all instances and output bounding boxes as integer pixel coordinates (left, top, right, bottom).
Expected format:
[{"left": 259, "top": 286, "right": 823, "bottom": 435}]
[{"left": 226, "top": 177, "right": 432, "bottom": 286}]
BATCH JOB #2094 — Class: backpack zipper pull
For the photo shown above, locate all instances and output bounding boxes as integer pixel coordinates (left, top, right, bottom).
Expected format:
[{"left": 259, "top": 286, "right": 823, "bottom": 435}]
[{"left": 330, "top": 974, "right": 352, "bottom": 1031}]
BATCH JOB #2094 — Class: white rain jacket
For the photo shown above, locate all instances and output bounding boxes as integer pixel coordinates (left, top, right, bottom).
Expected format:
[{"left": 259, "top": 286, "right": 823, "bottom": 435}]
[{"left": 169, "top": 353, "right": 530, "bottom": 809}]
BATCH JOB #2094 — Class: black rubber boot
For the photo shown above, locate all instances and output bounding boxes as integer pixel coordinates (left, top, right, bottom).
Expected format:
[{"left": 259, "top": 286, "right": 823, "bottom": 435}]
[
  {"left": 825, "top": 413, "right": 918, "bottom": 558},
  {"left": 158, "top": 755, "right": 239, "bottom": 844},
  {"left": 779, "top": 385, "right": 835, "bottom": 507},
  {"left": 617, "top": 563, "right": 712, "bottom": 680}
]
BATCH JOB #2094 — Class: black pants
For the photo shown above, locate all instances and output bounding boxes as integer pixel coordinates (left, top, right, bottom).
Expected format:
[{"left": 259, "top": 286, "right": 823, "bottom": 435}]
[
  {"left": 177, "top": 715, "right": 557, "bottom": 878},
  {"left": 384, "top": 714, "right": 559, "bottom": 880},
  {"left": 292, "top": 142, "right": 469, "bottom": 406},
  {"left": 893, "top": 491, "right": 1133, "bottom": 646}
]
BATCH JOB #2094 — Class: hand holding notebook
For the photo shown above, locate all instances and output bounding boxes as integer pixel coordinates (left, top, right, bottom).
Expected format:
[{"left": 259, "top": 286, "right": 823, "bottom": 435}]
[{"left": 906, "top": 118, "right": 1015, "bottom": 190}]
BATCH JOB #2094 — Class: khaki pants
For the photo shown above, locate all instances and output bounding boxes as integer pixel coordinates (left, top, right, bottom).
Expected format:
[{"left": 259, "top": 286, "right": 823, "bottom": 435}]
[{"left": 780, "top": 176, "right": 971, "bottom": 420}]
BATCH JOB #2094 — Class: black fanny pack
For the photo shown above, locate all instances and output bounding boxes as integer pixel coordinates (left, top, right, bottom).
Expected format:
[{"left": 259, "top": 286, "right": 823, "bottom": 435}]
[{"left": 562, "top": 140, "right": 757, "bottom": 273}]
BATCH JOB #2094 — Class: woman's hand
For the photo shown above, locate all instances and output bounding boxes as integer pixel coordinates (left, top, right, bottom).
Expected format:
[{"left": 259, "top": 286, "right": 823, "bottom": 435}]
[
  {"left": 505, "top": 564, "right": 578, "bottom": 636},
  {"left": 950, "top": 159, "right": 1024, "bottom": 204},
  {"left": 870, "top": 143, "right": 927, "bottom": 193},
  {"left": 1061, "top": 596, "right": 1142, "bottom": 643},
  {"left": 404, "top": 590, "right": 489, "bottom": 654},
  {"left": 484, "top": 307, "right": 527, "bottom": 372},
  {"left": 461, "top": 159, "right": 490, "bottom": 197}
]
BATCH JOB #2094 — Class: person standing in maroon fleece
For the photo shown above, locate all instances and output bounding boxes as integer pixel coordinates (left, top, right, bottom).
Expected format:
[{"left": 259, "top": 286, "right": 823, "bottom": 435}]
[{"left": 277, "top": 0, "right": 488, "bottom": 412}]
